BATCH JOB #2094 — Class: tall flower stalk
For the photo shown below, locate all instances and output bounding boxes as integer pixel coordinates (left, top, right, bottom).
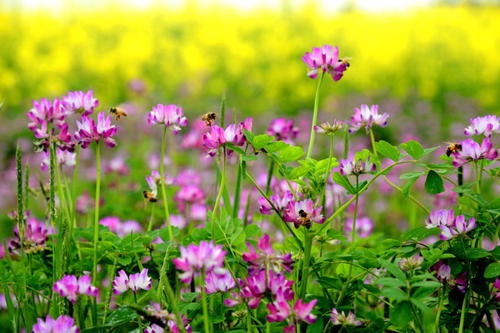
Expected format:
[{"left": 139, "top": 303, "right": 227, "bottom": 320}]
[
  {"left": 306, "top": 71, "right": 325, "bottom": 159},
  {"left": 92, "top": 142, "right": 101, "bottom": 281},
  {"left": 160, "top": 127, "right": 173, "bottom": 242}
]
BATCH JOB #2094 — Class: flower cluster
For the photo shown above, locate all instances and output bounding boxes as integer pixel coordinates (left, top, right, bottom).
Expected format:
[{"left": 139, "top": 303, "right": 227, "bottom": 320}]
[
  {"left": 33, "top": 315, "right": 79, "bottom": 333},
  {"left": 112, "top": 268, "right": 152, "bottom": 294},
  {"left": 330, "top": 308, "right": 361, "bottom": 327},
  {"left": 302, "top": 45, "right": 349, "bottom": 81},
  {"left": 202, "top": 118, "right": 252, "bottom": 156},
  {"left": 62, "top": 90, "right": 99, "bottom": 116},
  {"left": 349, "top": 104, "right": 389, "bottom": 133},
  {"left": 148, "top": 104, "right": 187, "bottom": 134},
  {"left": 144, "top": 303, "right": 193, "bottom": 333},
  {"left": 450, "top": 137, "right": 498, "bottom": 167},
  {"left": 242, "top": 234, "right": 293, "bottom": 273},
  {"left": 339, "top": 156, "right": 376, "bottom": 176},
  {"left": 267, "top": 118, "right": 299, "bottom": 143},
  {"left": 53, "top": 275, "right": 99, "bottom": 303},
  {"left": 75, "top": 112, "right": 117, "bottom": 148},
  {"left": 9, "top": 215, "right": 53, "bottom": 254},
  {"left": 425, "top": 210, "right": 476, "bottom": 240},
  {"left": 172, "top": 241, "right": 226, "bottom": 283},
  {"left": 100, "top": 216, "right": 142, "bottom": 237},
  {"left": 464, "top": 115, "right": 499, "bottom": 137}
]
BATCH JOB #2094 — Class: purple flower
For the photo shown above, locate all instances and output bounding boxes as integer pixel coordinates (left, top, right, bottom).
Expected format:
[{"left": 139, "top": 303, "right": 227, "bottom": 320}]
[
  {"left": 431, "top": 261, "right": 451, "bottom": 281},
  {"left": 99, "top": 216, "right": 142, "bottom": 237},
  {"left": 40, "top": 148, "right": 76, "bottom": 171},
  {"left": 62, "top": 90, "right": 98, "bottom": 116},
  {"left": 349, "top": 104, "right": 389, "bottom": 133},
  {"left": 283, "top": 199, "right": 324, "bottom": 228},
  {"left": 112, "top": 269, "right": 151, "bottom": 294},
  {"left": 148, "top": 104, "right": 187, "bottom": 134},
  {"left": 205, "top": 269, "right": 236, "bottom": 294},
  {"left": 425, "top": 209, "right": 455, "bottom": 229},
  {"left": 302, "top": 45, "right": 349, "bottom": 81},
  {"left": 144, "top": 303, "right": 193, "bottom": 333},
  {"left": 9, "top": 216, "right": 53, "bottom": 253},
  {"left": 344, "top": 217, "right": 374, "bottom": 239},
  {"left": 144, "top": 324, "right": 164, "bottom": 333},
  {"left": 112, "top": 270, "right": 129, "bottom": 295},
  {"left": 242, "top": 234, "right": 293, "bottom": 273},
  {"left": 75, "top": 112, "right": 117, "bottom": 148},
  {"left": 464, "top": 115, "right": 499, "bottom": 137},
  {"left": 174, "top": 185, "right": 206, "bottom": 212},
  {"left": 314, "top": 120, "right": 345, "bottom": 135},
  {"left": 266, "top": 297, "right": 317, "bottom": 331},
  {"left": 53, "top": 275, "right": 98, "bottom": 303},
  {"left": 439, "top": 215, "right": 476, "bottom": 240},
  {"left": 33, "top": 315, "right": 79, "bottom": 333},
  {"left": 339, "top": 157, "right": 376, "bottom": 176},
  {"left": 202, "top": 118, "right": 253, "bottom": 156},
  {"left": 128, "top": 269, "right": 152, "bottom": 291},
  {"left": 258, "top": 191, "right": 294, "bottom": 215},
  {"left": 330, "top": 308, "right": 361, "bottom": 326},
  {"left": 267, "top": 118, "right": 298, "bottom": 143},
  {"left": 451, "top": 137, "right": 498, "bottom": 167},
  {"left": 172, "top": 241, "right": 226, "bottom": 283}
]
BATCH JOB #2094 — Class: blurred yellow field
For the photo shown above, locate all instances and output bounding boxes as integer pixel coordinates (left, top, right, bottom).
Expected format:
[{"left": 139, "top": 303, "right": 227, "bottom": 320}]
[{"left": 1, "top": 3, "right": 499, "bottom": 116}]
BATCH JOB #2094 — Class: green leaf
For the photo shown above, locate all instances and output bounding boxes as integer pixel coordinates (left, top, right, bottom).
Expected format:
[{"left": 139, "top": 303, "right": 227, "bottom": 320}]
[
  {"left": 287, "top": 165, "right": 311, "bottom": 179},
  {"left": 277, "top": 146, "right": 305, "bottom": 163},
  {"left": 375, "top": 140, "right": 401, "bottom": 161},
  {"left": 403, "top": 226, "right": 438, "bottom": 241},
  {"left": 412, "top": 281, "right": 441, "bottom": 289},
  {"left": 382, "top": 287, "right": 408, "bottom": 301},
  {"left": 402, "top": 177, "right": 419, "bottom": 198},
  {"left": 375, "top": 278, "right": 406, "bottom": 287},
  {"left": 400, "top": 141, "right": 425, "bottom": 160},
  {"left": 252, "top": 134, "right": 275, "bottom": 150},
  {"left": 106, "top": 307, "right": 139, "bottom": 327},
  {"left": 265, "top": 141, "right": 288, "bottom": 153},
  {"left": 424, "top": 170, "right": 444, "bottom": 194},
  {"left": 400, "top": 171, "right": 426, "bottom": 179},
  {"left": 390, "top": 301, "right": 412, "bottom": 328},
  {"left": 379, "top": 259, "right": 406, "bottom": 281},
  {"left": 464, "top": 248, "right": 490, "bottom": 259},
  {"left": 331, "top": 172, "right": 356, "bottom": 194}
]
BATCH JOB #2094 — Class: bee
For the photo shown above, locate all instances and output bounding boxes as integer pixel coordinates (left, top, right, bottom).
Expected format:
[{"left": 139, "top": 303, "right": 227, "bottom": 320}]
[
  {"left": 445, "top": 142, "right": 462, "bottom": 157},
  {"left": 298, "top": 209, "right": 311, "bottom": 228},
  {"left": 338, "top": 57, "right": 351, "bottom": 67},
  {"left": 143, "top": 190, "right": 157, "bottom": 203},
  {"left": 109, "top": 106, "right": 127, "bottom": 120},
  {"left": 201, "top": 112, "right": 216, "bottom": 126}
]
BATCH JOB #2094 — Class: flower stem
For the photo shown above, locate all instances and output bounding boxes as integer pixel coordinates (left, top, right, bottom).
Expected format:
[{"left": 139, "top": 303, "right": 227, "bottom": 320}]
[
  {"left": 147, "top": 204, "right": 156, "bottom": 232},
  {"left": 306, "top": 71, "right": 325, "bottom": 159},
  {"left": 212, "top": 148, "right": 227, "bottom": 238},
  {"left": 321, "top": 136, "right": 335, "bottom": 214},
  {"left": 160, "top": 127, "right": 173, "bottom": 242},
  {"left": 265, "top": 159, "right": 274, "bottom": 195},
  {"left": 299, "top": 230, "right": 313, "bottom": 298},
  {"left": 200, "top": 271, "right": 211, "bottom": 333},
  {"left": 92, "top": 141, "right": 101, "bottom": 282},
  {"left": 343, "top": 127, "right": 349, "bottom": 159},
  {"left": 232, "top": 156, "right": 243, "bottom": 219},
  {"left": 458, "top": 290, "right": 469, "bottom": 333}
]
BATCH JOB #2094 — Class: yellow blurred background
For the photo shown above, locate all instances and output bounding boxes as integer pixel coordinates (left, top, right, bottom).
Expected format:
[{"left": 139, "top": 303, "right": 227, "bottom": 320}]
[{"left": 0, "top": 0, "right": 499, "bottom": 137}]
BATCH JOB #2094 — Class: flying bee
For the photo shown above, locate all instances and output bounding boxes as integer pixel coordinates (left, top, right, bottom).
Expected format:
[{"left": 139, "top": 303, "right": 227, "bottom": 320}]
[
  {"left": 338, "top": 57, "right": 351, "bottom": 67},
  {"left": 143, "top": 190, "right": 158, "bottom": 203},
  {"left": 201, "top": 112, "right": 216, "bottom": 126},
  {"left": 445, "top": 142, "right": 462, "bottom": 157},
  {"left": 109, "top": 106, "right": 127, "bottom": 120}
]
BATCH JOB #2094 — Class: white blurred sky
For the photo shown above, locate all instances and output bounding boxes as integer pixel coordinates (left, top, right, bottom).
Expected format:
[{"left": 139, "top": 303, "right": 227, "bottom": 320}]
[{"left": 5, "top": 0, "right": 437, "bottom": 12}]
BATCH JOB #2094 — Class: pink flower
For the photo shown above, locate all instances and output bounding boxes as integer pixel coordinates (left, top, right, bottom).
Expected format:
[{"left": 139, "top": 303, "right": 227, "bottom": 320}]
[
  {"left": 40, "top": 148, "right": 76, "bottom": 171},
  {"left": 144, "top": 324, "right": 164, "bottom": 333},
  {"left": 283, "top": 199, "right": 324, "bottom": 228},
  {"left": 339, "top": 157, "right": 376, "bottom": 176},
  {"left": 174, "top": 185, "right": 206, "bottom": 212},
  {"left": 112, "top": 270, "right": 129, "bottom": 295},
  {"left": 145, "top": 304, "right": 193, "bottom": 333},
  {"left": 75, "top": 112, "right": 117, "bottom": 148},
  {"left": 53, "top": 275, "right": 98, "bottom": 303},
  {"left": 431, "top": 261, "right": 451, "bottom": 281},
  {"left": 266, "top": 296, "right": 317, "bottom": 332},
  {"left": 344, "top": 217, "right": 374, "bottom": 239},
  {"left": 464, "top": 115, "right": 499, "bottom": 137},
  {"left": 349, "top": 104, "right": 389, "bottom": 133},
  {"left": 302, "top": 45, "right": 349, "bottom": 81},
  {"left": 172, "top": 241, "right": 226, "bottom": 283},
  {"left": 330, "top": 308, "right": 361, "bottom": 326},
  {"left": 128, "top": 269, "right": 152, "bottom": 291},
  {"left": 113, "top": 269, "right": 151, "bottom": 294},
  {"left": 242, "top": 234, "right": 293, "bottom": 273},
  {"left": 267, "top": 118, "right": 298, "bottom": 143},
  {"left": 9, "top": 216, "right": 53, "bottom": 253},
  {"left": 258, "top": 191, "right": 294, "bottom": 215},
  {"left": 493, "top": 279, "right": 500, "bottom": 300},
  {"left": 439, "top": 215, "right": 476, "bottom": 240},
  {"left": 100, "top": 216, "right": 143, "bottom": 237},
  {"left": 205, "top": 269, "right": 236, "bottom": 294},
  {"left": 148, "top": 104, "right": 187, "bottom": 134},
  {"left": 202, "top": 119, "right": 252, "bottom": 156},
  {"left": 425, "top": 209, "right": 455, "bottom": 229},
  {"left": 451, "top": 137, "right": 498, "bottom": 167},
  {"left": 62, "top": 90, "right": 99, "bottom": 116},
  {"left": 33, "top": 315, "right": 79, "bottom": 333}
]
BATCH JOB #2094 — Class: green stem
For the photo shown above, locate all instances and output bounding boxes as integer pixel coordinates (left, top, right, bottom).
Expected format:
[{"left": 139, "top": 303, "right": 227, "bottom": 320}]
[
  {"left": 434, "top": 287, "right": 445, "bottom": 332},
  {"left": 321, "top": 136, "right": 335, "bottom": 215},
  {"left": 212, "top": 148, "right": 227, "bottom": 238},
  {"left": 299, "top": 230, "right": 313, "bottom": 298},
  {"left": 458, "top": 290, "right": 468, "bottom": 333},
  {"left": 92, "top": 142, "right": 101, "bottom": 282},
  {"left": 147, "top": 204, "right": 156, "bottom": 232},
  {"left": 343, "top": 127, "right": 349, "bottom": 159},
  {"left": 200, "top": 271, "right": 211, "bottom": 333},
  {"left": 265, "top": 160, "right": 275, "bottom": 195},
  {"left": 232, "top": 156, "right": 243, "bottom": 219},
  {"left": 369, "top": 128, "right": 378, "bottom": 160},
  {"left": 475, "top": 161, "right": 482, "bottom": 194},
  {"left": 160, "top": 127, "right": 173, "bottom": 241},
  {"left": 306, "top": 71, "right": 325, "bottom": 159}
]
